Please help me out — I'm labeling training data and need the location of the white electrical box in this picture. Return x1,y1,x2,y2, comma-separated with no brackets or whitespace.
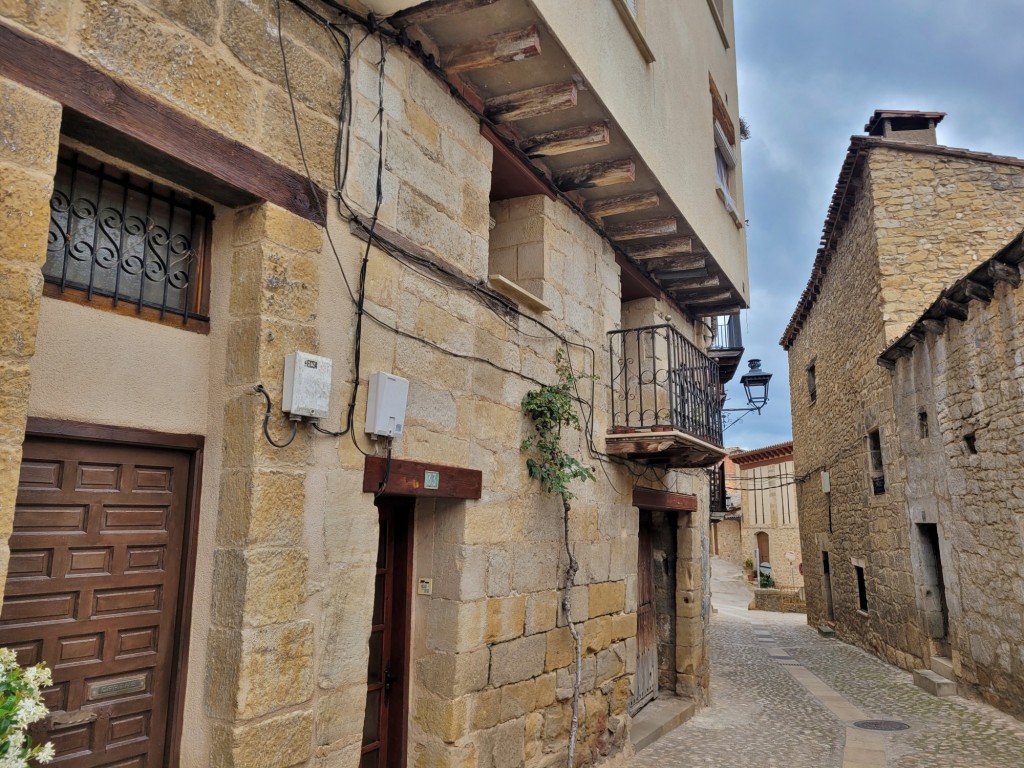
820,470,831,494
365,372,409,437
282,352,333,419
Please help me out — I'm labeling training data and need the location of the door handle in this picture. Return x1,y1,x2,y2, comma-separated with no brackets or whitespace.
383,664,396,698
47,709,99,729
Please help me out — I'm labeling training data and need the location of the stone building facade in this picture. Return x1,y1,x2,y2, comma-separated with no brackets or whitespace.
0,1,749,767
879,232,1024,717
784,110,1024,714
714,442,803,589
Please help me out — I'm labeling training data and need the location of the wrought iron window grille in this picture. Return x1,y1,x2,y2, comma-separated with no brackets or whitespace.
45,148,213,327
608,323,723,447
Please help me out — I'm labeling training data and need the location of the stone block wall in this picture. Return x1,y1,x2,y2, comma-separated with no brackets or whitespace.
890,275,1024,717
0,76,62,593
790,141,1024,676
0,3,718,766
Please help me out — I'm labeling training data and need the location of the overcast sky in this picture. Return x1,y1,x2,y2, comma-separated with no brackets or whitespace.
721,0,1024,450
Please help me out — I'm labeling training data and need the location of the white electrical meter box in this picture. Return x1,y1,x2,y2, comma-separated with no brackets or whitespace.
365,372,409,437
282,352,333,419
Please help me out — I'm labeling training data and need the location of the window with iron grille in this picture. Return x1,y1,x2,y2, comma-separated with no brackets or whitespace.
45,147,213,330
867,429,885,495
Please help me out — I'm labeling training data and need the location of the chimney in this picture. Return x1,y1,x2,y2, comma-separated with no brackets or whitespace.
864,110,945,145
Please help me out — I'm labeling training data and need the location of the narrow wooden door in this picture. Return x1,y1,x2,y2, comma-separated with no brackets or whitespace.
629,513,657,714
361,498,413,768
0,436,192,767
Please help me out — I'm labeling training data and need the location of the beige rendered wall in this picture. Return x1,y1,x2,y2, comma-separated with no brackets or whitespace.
738,459,802,589
531,0,749,302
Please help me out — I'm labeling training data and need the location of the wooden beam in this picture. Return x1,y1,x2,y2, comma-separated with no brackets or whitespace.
0,23,327,224
389,0,500,27
961,279,992,303
920,318,945,335
363,456,482,499
662,275,720,290
628,238,693,260
585,191,660,219
988,260,1021,287
480,124,556,200
443,25,541,74
605,217,677,241
684,291,734,304
486,81,577,123
632,487,697,513
646,255,706,274
521,121,610,157
936,298,968,321
555,159,635,191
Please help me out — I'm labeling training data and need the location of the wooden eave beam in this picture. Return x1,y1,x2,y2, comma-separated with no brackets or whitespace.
521,121,610,157
936,298,969,321
988,260,1021,287
605,217,676,241
961,279,993,303
584,191,660,219
555,158,635,191
389,0,500,27
653,267,708,281
486,81,577,123
662,275,720,290
628,238,693,260
920,318,945,335
644,255,705,274
683,290,733,305
443,26,541,74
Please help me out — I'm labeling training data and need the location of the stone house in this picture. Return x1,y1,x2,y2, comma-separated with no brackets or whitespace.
0,1,749,766
783,110,1024,715
878,231,1024,716
713,442,802,589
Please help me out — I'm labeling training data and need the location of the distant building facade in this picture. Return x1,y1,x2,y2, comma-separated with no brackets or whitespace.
784,110,1024,717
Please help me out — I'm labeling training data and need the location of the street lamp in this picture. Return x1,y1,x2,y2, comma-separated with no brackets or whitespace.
723,358,772,414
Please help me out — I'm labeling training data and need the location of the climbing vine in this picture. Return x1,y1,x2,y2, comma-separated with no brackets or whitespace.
520,351,595,768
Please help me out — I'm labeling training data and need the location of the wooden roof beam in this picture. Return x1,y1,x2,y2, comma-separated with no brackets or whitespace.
961,279,992,303
646,255,706,273
585,191,660,219
628,238,693,260
988,260,1021,287
936,298,968,321
920,318,946,335
605,217,676,241
521,121,610,157
684,290,733,305
443,26,542,74
555,158,635,190
389,0,500,27
663,275,720,290
486,81,577,123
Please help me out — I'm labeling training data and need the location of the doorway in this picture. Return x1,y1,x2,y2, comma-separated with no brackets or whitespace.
822,551,835,621
915,523,949,656
361,497,413,768
0,428,199,767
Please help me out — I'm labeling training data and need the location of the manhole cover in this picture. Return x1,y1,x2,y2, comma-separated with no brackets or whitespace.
853,720,910,732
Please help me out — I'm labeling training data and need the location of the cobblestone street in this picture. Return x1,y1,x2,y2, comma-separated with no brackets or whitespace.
631,559,1024,767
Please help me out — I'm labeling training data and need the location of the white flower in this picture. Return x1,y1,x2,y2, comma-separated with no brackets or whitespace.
14,697,47,727
35,741,56,764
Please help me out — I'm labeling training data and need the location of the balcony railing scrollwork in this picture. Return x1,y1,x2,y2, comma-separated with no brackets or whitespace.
608,324,723,449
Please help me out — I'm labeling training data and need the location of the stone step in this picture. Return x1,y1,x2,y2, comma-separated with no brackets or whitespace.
913,668,957,697
930,655,955,681
631,696,697,752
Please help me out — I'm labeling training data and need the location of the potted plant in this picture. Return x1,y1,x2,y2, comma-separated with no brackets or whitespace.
743,559,755,582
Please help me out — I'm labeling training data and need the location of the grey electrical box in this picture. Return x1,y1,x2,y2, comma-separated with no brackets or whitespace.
821,470,831,494
282,352,332,419
365,372,409,437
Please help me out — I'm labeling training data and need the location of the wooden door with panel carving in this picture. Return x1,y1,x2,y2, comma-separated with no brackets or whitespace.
0,436,191,768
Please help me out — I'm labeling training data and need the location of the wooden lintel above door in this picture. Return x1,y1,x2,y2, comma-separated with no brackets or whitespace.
363,457,482,499
632,487,697,512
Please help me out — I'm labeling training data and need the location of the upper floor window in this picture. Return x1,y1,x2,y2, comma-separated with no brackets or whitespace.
807,362,817,404
709,76,740,225
867,429,885,495
46,147,212,331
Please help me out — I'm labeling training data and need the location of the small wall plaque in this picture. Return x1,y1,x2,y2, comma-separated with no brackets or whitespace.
424,470,440,490
87,674,147,701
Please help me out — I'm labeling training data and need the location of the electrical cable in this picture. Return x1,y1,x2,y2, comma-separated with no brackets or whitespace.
253,384,300,448
374,440,394,499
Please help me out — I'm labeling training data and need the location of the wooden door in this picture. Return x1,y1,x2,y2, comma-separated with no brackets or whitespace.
361,498,412,768
629,513,657,715
0,436,192,767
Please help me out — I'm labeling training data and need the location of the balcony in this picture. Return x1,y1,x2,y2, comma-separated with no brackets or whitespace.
606,324,726,468
708,314,744,384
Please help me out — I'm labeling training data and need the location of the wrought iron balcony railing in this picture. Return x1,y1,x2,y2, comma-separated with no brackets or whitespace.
608,324,723,448
709,314,742,351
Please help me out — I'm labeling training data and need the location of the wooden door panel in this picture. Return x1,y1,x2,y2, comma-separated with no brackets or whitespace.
0,437,191,768
629,515,657,715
